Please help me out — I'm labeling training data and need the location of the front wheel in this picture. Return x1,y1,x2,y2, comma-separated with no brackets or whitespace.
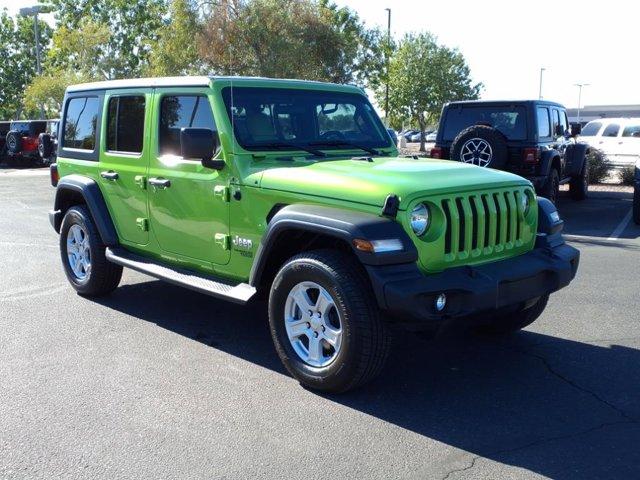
569,161,589,201
268,250,391,393
60,206,122,296
476,295,549,335
539,169,560,205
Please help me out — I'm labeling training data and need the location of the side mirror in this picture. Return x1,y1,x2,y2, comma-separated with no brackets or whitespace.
570,122,582,137
180,127,224,170
555,124,565,136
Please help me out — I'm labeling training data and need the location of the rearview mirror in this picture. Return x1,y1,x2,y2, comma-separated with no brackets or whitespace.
180,128,224,170
570,123,582,137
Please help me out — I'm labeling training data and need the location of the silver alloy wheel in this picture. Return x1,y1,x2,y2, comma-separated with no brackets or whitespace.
284,281,343,368
460,138,493,167
66,224,91,281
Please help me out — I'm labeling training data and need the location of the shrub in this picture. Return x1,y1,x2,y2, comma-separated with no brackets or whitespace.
619,164,636,186
587,149,612,184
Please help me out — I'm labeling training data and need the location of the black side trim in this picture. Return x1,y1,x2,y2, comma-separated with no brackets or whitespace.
53,175,118,245
249,204,417,286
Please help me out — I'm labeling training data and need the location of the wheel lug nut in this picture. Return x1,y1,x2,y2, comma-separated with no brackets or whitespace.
316,312,321,318
313,332,319,338
308,310,313,317
306,322,310,328
322,326,326,332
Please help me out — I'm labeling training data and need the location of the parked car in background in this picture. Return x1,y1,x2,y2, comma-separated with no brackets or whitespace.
579,118,640,168
38,119,60,165
634,158,640,225
425,130,437,142
409,131,434,143
431,100,589,204
5,120,48,167
386,128,398,146
0,121,10,163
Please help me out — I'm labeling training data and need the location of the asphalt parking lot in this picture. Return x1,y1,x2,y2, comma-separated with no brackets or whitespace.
1,167,639,479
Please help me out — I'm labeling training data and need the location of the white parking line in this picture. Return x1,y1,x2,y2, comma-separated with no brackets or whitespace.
607,209,633,241
0,169,49,176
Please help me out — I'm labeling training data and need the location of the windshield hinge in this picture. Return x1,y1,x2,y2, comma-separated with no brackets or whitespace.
213,185,230,202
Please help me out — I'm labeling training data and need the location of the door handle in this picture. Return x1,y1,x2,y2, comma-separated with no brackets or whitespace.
100,170,119,181
149,177,171,189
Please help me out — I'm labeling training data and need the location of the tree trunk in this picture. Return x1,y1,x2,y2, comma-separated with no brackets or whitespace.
418,116,426,153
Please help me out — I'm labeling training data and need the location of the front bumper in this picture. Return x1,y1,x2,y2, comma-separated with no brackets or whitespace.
366,234,579,323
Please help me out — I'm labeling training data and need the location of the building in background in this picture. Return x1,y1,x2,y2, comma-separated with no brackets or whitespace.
567,104,640,124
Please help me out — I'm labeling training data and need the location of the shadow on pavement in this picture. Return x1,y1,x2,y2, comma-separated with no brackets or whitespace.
97,280,640,479
558,189,638,240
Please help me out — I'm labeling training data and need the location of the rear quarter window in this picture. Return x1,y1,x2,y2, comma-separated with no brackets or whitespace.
536,107,551,138
622,124,640,137
64,97,100,150
442,105,527,141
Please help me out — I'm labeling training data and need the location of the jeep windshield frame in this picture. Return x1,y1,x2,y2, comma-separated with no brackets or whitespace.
221,86,392,154
442,105,528,142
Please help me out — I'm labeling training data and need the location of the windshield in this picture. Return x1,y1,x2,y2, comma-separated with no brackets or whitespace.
581,121,603,137
443,105,527,141
222,87,391,153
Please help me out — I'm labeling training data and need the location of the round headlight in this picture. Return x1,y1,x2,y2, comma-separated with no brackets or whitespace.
521,193,530,216
410,203,430,236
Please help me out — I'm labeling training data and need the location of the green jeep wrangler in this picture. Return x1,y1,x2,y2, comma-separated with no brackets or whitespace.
49,76,579,392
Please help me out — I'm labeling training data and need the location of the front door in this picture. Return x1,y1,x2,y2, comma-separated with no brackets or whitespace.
147,89,231,268
99,90,152,246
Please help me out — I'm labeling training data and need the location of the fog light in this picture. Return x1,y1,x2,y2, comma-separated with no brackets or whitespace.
435,293,447,312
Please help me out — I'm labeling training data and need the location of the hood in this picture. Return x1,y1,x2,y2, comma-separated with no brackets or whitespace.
257,156,531,209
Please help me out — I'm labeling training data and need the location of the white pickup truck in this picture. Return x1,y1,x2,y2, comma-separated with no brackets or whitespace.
579,117,640,169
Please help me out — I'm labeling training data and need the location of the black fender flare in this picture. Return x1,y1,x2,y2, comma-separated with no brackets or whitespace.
249,204,418,287
539,148,561,177
50,174,119,246
564,142,589,177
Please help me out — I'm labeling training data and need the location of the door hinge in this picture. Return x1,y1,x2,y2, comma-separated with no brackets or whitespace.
134,175,147,189
136,218,149,232
214,233,230,250
213,185,229,202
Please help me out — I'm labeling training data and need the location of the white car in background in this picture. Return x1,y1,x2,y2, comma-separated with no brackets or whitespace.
579,118,640,168
425,130,437,142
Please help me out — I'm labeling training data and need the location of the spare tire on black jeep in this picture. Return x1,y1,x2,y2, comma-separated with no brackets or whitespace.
38,133,53,160
450,125,509,169
5,131,22,154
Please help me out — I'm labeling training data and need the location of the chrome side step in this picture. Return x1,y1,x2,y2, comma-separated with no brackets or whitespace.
105,247,256,304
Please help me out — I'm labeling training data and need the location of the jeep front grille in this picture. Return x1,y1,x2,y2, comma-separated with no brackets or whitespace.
441,190,526,261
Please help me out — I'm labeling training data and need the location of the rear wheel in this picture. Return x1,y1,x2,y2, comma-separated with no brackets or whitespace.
268,249,391,393
540,168,560,205
60,206,122,296
476,295,549,335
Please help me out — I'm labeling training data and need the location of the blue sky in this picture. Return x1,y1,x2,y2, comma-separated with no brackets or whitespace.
3,0,638,108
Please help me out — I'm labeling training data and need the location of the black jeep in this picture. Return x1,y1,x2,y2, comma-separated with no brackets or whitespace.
430,100,589,204
5,120,48,167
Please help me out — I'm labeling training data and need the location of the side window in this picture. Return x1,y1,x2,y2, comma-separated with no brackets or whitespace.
64,97,99,150
622,124,640,138
552,109,561,136
560,112,569,133
536,107,551,138
602,123,621,137
106,95,146,153
159,95,216,155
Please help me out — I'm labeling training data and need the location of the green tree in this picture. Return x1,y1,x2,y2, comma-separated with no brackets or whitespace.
23,68,92,117
146,0,203,76
381,33,482,151
41,0,168,78
0,9,52,119
198,0,382,86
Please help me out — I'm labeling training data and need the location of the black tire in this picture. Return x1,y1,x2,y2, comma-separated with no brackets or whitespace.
539,168,560,205
60,205,122,296
633,182,640,225
38,133,53,160
5,131,22,154
477,295,549,335
450,125,509,170
268,249,391,393
569,159,589,201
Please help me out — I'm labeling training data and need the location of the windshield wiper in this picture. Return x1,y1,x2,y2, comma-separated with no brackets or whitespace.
308,140,382,156
252,142,326,157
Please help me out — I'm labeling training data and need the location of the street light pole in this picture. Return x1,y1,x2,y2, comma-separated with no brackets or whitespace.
538,67,545,100
384,8,391,127
574,83,590,124
19,6,44,119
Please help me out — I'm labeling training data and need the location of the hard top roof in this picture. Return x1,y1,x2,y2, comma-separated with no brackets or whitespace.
446,99,566,109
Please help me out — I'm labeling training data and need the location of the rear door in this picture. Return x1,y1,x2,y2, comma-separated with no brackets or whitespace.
98,90,152,246
147,88,231,268
598,122,622,159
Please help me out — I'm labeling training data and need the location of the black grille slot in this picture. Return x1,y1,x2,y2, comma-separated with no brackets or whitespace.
470,196,479,250
492,193,501,242
442,200,452,254
481,195,491,248
503,191,512,243
455,198,466,252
